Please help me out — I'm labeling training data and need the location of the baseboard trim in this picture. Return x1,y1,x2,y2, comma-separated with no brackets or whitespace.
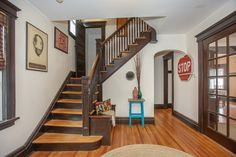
172,110,199,131
116,117,155,124
154,104,172,109
6,71,74,157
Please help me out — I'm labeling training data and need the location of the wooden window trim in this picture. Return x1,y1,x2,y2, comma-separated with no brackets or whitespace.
68,20,76,40
0,1,20,131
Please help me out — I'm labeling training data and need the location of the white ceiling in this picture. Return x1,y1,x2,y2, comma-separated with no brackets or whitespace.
28,0,229,33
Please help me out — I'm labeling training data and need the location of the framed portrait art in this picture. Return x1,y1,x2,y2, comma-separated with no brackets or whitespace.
26,22,48,72
54,27,68,54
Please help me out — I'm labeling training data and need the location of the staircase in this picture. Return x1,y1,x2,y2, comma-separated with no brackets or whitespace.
26,17,156,156
98,17,157,82
31,74,102,151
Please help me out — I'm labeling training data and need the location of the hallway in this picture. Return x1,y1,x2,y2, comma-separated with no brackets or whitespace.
30,109,235,157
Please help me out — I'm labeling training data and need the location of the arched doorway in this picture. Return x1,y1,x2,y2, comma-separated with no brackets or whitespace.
154,50,186,112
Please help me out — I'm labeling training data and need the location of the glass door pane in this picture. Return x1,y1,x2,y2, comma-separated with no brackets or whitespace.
209,42,217,59
217,37,227,57
229,33,236,54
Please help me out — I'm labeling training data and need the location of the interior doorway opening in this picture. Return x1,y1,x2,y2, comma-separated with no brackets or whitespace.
154,50,186,112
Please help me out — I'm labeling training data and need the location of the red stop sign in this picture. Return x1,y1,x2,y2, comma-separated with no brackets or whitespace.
178,55,192,81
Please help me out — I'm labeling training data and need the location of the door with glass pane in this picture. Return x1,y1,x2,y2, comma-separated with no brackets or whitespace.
204,24,236,150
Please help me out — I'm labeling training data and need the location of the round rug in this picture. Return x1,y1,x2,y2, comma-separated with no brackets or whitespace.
102,144,194,157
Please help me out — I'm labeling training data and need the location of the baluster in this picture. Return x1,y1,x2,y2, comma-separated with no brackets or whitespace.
116,34,118,57
123,28,125,52
137,18,140,37
128,22,131,45
136,18,138,38
109,40,111,63
133,18,135,43
126,25,128,50
140,19,143,33
111,38,113,61
113,37,115,59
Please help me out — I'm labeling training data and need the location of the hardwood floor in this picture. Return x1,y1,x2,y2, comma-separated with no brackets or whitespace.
30,109,236,157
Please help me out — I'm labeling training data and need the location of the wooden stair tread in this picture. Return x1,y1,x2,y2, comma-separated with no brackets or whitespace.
105,64,114,67
113,57,122,60
57,99,82,104
51,108,82,115
66,84,82,87
62,91,82,95
32,133,102,144
100,71,107,73
129,43,138,46
44,119,82,128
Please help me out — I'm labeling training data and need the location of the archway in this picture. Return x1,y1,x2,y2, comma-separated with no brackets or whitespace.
154,50,186,112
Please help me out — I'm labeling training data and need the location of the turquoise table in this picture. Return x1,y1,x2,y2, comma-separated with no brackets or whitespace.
128,98,145,127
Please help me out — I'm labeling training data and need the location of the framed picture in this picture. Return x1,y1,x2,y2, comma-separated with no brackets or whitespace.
26,22,48,72
117,18,128,37
54,27,68,53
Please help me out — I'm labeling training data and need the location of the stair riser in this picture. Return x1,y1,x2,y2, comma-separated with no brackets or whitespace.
50,114,83,121
41,126,83,134
68,79,82,84
55,103,82,109
60,94,82,99
64,86,82,91
33,141,101,151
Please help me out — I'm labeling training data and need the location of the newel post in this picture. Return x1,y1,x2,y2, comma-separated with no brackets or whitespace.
96,39,103,101
81,76,90,136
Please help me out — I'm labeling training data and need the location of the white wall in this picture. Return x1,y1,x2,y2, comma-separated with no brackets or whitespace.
85,28,101,74
0,0,76,156
103,34,186,117
105,19,116,38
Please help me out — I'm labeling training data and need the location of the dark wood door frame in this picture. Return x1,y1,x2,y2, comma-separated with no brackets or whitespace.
163,52,174,110
83,21,106,41
75,21,106,76
196,11,236,153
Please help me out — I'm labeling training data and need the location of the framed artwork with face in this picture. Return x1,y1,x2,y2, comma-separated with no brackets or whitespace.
26,22,48,72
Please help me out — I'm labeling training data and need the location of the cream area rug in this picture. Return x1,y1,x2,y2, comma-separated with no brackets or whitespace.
102,144,194,157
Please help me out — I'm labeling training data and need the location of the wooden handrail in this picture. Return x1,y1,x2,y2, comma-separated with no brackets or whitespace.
101,18,134,45
88,54,99,80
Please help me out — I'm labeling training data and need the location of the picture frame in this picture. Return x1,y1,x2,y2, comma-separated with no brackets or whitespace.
54,27,68,54
117,18,128,37
26,22,48,72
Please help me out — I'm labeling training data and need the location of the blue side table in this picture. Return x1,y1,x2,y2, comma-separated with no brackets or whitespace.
128,98,145,127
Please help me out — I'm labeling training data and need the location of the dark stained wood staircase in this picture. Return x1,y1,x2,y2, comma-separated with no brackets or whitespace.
98,17,157,82
31,74,103,151
17,17,156,156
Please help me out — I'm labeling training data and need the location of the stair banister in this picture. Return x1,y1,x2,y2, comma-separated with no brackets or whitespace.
82,39,103,136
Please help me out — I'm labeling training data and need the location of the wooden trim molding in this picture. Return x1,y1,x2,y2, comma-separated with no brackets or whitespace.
6,72,74,157
173,110,199,131
196,11,236,41
116,117,155,124
0,117,19,131
154,104,172,109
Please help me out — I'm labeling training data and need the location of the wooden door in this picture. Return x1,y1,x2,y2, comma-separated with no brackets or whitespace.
163,52,174,109
203,23,236,153
76,21,86,76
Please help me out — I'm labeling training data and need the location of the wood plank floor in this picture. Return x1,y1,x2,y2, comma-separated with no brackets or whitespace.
30,109,236,157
